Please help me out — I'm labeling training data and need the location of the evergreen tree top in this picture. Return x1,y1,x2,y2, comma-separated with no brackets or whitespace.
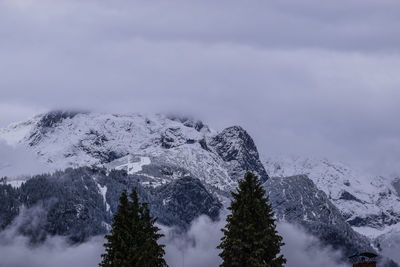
218,171,286,267
100,188,167,267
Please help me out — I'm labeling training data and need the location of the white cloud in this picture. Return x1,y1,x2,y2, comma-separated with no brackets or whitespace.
0,210,352,267
161,215,350,267
0,206,104,267
0,102,45,128
0,234,104,267
278,222,350,267
161,215,224,267
0,141,51,178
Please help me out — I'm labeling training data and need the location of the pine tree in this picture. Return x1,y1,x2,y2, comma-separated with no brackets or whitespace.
100,189,167,267
218,172,286,267
136,202,167,267
100,190,131,267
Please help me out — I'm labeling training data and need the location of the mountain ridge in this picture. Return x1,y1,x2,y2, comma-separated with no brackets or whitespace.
1,110,398,264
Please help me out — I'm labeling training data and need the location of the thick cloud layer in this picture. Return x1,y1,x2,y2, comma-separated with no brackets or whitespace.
1,0,399,175
161,215,224,267
278,223,350,267
0,235,104,267
0,210,351,267
0,205,104,267
162,215,350,267
0,141,51,178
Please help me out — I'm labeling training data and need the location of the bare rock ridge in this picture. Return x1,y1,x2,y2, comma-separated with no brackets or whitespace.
265,156,400,264
264,175,372,254
209,126,269,184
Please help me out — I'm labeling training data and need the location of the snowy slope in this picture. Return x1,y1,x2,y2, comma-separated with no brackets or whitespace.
263,155,400,241
0,111,267,191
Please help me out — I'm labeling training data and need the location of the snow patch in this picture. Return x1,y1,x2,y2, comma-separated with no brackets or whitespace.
75,204,84,217
96,184,110,212
6,180,25,188
102,221,112,232
111,155,151,174
354,222,400,239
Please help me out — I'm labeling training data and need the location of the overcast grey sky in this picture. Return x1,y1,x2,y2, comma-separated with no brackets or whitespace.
0,0,399,175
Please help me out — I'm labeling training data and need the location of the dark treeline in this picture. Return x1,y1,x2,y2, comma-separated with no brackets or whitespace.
0,166,221,243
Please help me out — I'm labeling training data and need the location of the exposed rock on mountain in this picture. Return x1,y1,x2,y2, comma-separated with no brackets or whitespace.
393,178,400,197
153,176,221,228
264,156,400,239
209,126,268,183
264,175,372,256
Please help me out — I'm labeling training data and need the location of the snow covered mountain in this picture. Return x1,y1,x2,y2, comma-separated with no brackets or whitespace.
264,156,400,257
0,111,267,191
1,111,398,263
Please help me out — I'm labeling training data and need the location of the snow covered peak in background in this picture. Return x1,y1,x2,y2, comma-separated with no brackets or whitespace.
264,155,400,240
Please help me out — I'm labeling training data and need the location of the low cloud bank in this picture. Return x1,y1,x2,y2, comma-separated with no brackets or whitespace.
161,215,225,267
0,210,351,267
377,231,400,265
161,215,349,267
0,232,104,267
278,222,350,267
0,141,51,178
381,247,400,266
0,205,104,267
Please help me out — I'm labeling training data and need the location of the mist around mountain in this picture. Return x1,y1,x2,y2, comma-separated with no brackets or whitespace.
0,111,399,266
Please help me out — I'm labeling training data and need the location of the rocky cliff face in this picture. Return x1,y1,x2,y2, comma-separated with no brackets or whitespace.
264,175,372,256
264,156,400,230
153,176,222,228
264,156,400,260
209,126,268,183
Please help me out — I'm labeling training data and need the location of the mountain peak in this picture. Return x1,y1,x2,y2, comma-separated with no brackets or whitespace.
37,110,83,128
209,125,268,183
0,112,269,191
